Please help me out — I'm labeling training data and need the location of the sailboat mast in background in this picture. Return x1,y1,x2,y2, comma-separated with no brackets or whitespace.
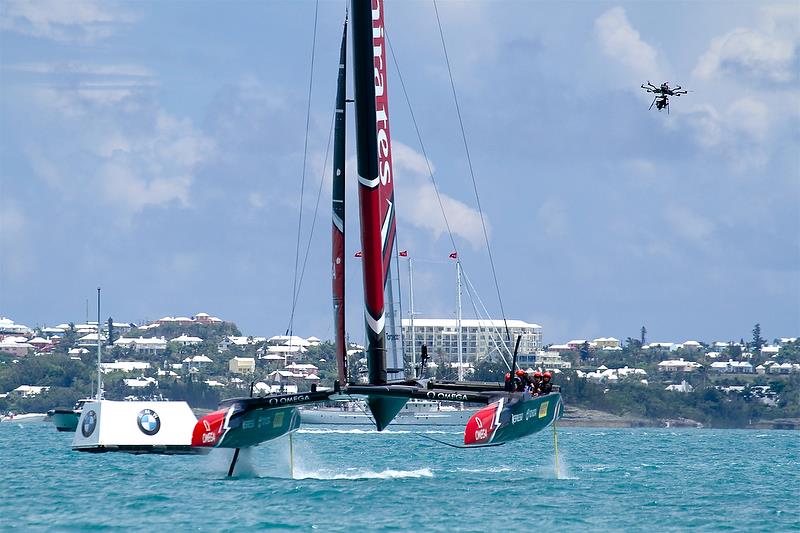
332,17,348,386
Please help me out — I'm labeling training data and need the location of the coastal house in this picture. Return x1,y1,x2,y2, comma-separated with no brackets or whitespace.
0,317,33,335
680,340,703,351
592,337,621,350
114,336,167,355
516,350,572,370
171,334,204,346
665,380,694,393
284,363,319,377
709,360,754,374
77,332,107,347
9,385,50,397
183,355,213,368
760,346,780,357
657,358,702,373
0,337,33,357
100,361,151,373
123,377,157,388
229,356,256,374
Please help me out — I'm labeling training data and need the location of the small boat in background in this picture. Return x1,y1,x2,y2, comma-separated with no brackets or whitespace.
300,399,477,426
1,412,48,424
48,399,91,432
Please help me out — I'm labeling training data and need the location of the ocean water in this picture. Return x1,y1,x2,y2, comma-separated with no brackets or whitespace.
1,423,797,532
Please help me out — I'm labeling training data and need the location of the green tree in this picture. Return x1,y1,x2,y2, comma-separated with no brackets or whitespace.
751,324,766,353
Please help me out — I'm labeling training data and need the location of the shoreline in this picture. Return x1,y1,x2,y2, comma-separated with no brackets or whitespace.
559,407,799,430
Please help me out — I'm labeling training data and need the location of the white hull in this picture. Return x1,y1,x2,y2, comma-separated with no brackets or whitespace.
300,407,475,426
0,413,48,424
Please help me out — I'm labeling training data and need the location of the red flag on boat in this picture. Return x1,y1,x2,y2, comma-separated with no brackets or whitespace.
354,251,363,258
449,252,458,259
399,250,408,257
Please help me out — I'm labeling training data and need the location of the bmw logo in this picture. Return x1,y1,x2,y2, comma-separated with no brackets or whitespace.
81,410,97,437
137,409,161,436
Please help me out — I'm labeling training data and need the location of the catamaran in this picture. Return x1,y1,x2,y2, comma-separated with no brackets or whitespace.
192,0,562,474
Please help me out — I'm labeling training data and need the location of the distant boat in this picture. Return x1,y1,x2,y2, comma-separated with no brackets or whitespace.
48,399,92,432
300,399,475,426
0,412,47,424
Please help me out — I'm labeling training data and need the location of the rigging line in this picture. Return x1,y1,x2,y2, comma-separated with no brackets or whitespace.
461,268,511,370
432,0,511,344
288,0,320,338
385,32,459,257
462,267,513,360
293,111,336,316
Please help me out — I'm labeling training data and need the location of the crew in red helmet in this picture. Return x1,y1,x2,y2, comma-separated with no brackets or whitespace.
539,371,553,395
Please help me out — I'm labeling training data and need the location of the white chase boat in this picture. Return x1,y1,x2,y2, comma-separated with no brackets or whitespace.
72,399,206,455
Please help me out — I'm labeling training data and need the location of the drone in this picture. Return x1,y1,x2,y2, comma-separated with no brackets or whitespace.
641,81,688,113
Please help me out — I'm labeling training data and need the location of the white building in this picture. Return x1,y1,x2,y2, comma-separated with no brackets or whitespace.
401,318,542,363
114,336,167,355
709,360,754,374
0,337,33,357
171,334,203,346
100,361,151,373
229,356,256,374
0,317,32,335
593,337,621,350
516,350,571,370
658,358,702,372
665,380,694,393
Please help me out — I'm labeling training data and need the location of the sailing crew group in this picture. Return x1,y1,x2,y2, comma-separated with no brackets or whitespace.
504,369,553,395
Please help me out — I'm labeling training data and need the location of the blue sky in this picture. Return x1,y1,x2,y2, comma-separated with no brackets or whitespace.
1,1,798,344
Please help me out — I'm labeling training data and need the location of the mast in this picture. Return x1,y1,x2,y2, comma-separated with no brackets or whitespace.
456,260,463,381
96,287,102,400
351,0,398,385
408,257,416,375
332,16,348,386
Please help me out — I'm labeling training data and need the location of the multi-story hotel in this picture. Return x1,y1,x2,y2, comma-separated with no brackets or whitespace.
400,318,542,363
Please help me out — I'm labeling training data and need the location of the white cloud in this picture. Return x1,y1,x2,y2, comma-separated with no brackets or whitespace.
0,0,134,42
664,205,715,244
23,65,214,216
684,97,770,170
392,141,485,248
0,200,26,243
594,7,661,81
536,198,568,238
693,5,800,83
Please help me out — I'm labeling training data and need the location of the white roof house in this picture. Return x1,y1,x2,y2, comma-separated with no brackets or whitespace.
665,380,694,393
269,335,312,348
761,346,780,356
10,385,49,396
100,361,151,373
0,317,33,335
123,377,157,388
171,334,203,345
183,355,213,364
658,358,702,372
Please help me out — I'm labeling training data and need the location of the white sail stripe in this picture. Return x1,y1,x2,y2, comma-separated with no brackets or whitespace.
365,309,385,334
359,175,380,188
380,199,393,249
333,214,344,233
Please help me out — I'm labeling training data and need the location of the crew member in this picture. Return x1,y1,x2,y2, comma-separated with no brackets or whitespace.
504,372,514,392
531,371,542,394
514,369,526,392
539,371,553,395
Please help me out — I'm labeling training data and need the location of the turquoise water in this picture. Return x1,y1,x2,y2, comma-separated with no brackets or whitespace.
1,423,797,531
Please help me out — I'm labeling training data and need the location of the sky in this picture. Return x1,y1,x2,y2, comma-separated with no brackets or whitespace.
1,0,798,345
